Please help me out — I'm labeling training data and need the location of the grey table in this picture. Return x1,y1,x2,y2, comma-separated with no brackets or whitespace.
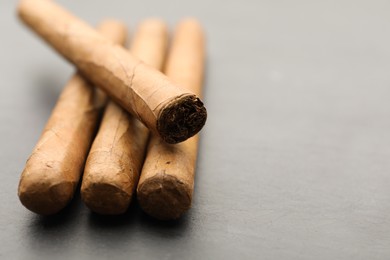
1,0,390,259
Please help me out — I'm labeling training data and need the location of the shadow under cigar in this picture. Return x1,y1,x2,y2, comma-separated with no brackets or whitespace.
137,204,189,229
135,197,192,240
23,192,192,258
29,188,84,228
87,198,189,231
86,199,190,242
24,190,85,258
87,201,139,228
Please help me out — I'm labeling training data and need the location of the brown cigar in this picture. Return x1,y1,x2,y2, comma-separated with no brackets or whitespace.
81,19,168,215
137,19,206,220
17,0,207,144
18,20,128,215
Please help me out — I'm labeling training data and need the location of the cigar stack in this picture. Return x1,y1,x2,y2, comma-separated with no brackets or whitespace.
17,0,207,220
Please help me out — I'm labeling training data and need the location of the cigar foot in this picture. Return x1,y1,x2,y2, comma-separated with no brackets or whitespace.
137,172,191,220
18,175,75,215
157,94,206,144
81,183,131,215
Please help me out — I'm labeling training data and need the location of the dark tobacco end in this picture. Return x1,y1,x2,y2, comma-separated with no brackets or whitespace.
157,94,207,144
137,173,192,220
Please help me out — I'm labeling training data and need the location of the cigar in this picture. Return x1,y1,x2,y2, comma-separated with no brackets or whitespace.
81,19,168,215
18,0,207,144
18,20,128,215
137,19,206,220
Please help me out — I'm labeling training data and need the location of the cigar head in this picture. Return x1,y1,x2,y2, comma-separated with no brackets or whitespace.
137,172,192,220
81,182,131,215
18,169,76,215
97,19,128,46
157,94,207,144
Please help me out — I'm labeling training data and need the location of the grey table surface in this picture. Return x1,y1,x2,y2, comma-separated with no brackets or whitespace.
1,0,390,259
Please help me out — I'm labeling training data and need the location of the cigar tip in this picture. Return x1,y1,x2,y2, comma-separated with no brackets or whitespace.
138,18,167,29
16,0,28,18
98,19,125,26
81,183,131,215
157,94,207,144
97,19,128,46
137,172,192,220
178,17,202,27
18,171,75,215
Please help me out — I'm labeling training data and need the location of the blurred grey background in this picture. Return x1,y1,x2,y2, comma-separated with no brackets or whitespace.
1,0,390,259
